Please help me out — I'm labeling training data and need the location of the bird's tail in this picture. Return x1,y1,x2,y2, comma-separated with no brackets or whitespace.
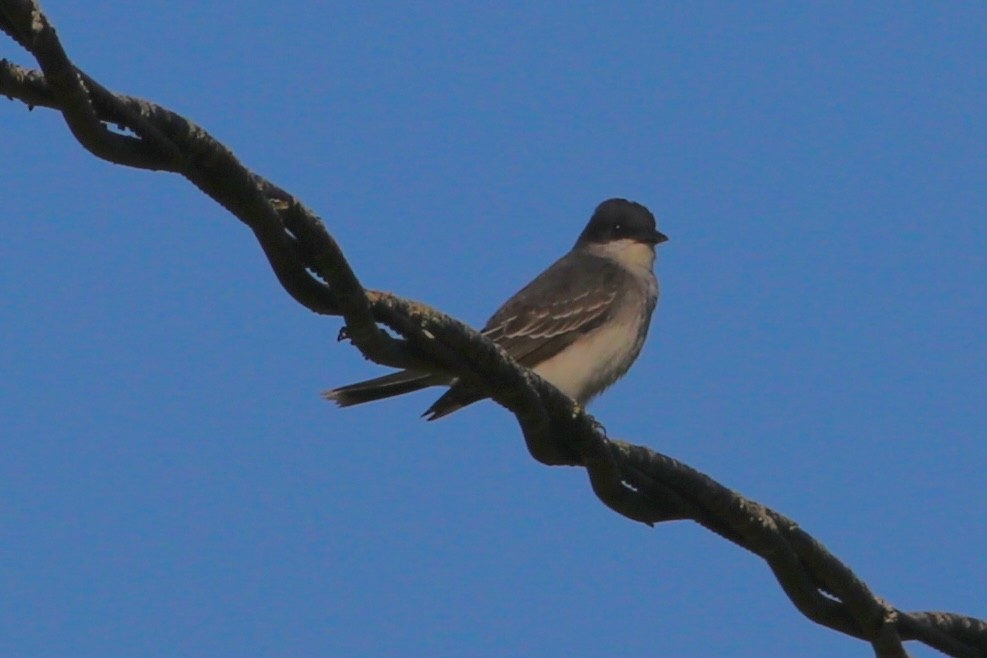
421,387,486,421
322,371,437,407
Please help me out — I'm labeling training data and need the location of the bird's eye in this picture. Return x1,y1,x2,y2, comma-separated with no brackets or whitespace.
613,223,623,233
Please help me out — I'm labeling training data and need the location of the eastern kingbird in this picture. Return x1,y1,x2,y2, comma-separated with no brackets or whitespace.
323,198,668,420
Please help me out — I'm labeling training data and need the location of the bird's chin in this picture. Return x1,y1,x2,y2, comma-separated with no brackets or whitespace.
606,239,656,271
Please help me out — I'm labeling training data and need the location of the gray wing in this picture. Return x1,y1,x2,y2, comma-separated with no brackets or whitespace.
480,251,627,367
422,251,628,420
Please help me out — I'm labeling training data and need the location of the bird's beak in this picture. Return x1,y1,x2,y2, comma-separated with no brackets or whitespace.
645,229,669,245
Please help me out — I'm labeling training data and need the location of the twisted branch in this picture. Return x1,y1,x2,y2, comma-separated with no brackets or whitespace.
2,3,984,656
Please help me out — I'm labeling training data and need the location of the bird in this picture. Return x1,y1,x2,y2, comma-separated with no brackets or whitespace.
323,198,668,420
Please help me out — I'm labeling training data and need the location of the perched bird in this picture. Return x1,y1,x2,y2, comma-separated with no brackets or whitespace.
323,198,668,420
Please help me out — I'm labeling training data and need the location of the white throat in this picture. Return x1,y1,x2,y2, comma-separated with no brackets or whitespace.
586,238,656,273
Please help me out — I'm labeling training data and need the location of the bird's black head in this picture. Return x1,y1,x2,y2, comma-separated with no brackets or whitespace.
575,198,668,248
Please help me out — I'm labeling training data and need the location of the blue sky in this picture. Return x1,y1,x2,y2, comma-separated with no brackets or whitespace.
2,2,985,657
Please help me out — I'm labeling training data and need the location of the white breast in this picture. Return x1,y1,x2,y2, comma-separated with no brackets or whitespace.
532,313,648,403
